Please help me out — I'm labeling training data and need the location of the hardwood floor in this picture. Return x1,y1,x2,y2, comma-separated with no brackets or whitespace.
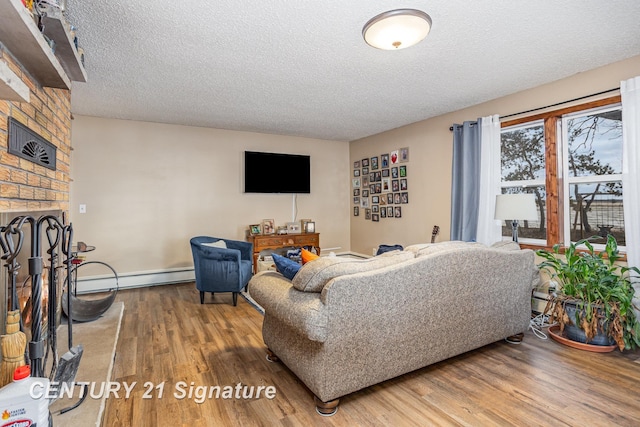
104,283,640,426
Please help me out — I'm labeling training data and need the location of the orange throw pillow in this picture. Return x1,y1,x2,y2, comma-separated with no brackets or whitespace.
301,248,319,264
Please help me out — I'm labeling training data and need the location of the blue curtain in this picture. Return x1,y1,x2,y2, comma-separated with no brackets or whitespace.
450,120,481,241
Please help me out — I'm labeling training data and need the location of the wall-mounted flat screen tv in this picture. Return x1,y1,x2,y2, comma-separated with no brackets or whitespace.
244,151,311,193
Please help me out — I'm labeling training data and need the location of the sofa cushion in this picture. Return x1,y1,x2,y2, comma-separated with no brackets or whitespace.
292,250,414,292
490,240,521,251
272,254,301,280
202,240,227,249
301,248,319,264
405,241,484,258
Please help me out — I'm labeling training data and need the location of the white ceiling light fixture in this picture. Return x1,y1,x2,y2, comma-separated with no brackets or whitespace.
363,9,432,50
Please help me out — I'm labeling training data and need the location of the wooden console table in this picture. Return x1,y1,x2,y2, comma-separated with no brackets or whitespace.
246,232,320,272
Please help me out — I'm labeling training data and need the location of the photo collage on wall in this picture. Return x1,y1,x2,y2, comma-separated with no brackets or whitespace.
352,147,409,222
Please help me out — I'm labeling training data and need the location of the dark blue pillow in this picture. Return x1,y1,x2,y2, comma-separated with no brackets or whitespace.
376,244,403,255
272,254,301,280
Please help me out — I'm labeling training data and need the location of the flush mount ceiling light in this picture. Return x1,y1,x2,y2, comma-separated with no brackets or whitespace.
363,9,432,50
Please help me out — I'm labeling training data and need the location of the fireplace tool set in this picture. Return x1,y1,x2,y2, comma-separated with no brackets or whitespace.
0,214,84,415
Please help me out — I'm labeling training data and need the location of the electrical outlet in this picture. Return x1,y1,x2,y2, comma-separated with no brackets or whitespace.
79,204,86,213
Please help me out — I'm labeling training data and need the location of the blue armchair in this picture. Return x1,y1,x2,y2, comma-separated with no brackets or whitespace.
190,236,253,306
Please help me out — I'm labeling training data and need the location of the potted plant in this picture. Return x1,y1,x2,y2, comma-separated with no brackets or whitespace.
536,235,640,351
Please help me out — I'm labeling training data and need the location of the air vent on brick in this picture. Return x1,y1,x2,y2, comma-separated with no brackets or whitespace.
7,117,57,171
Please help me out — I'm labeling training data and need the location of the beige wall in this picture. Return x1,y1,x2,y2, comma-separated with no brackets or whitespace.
69,54,640,282
70,116,350,278
350,54,640,255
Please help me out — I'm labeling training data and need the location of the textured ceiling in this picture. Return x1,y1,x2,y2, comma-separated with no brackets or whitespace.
65,1,640,142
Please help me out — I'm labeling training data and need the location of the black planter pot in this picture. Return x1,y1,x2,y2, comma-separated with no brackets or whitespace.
563,300,615,346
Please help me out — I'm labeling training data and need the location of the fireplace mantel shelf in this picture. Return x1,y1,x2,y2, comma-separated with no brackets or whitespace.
0,60,29,102
0,0,87,91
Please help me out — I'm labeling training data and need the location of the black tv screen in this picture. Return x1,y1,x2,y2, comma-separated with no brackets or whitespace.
244,151,311,193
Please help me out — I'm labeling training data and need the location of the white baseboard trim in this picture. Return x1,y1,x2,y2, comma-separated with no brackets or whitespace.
76,267,195,294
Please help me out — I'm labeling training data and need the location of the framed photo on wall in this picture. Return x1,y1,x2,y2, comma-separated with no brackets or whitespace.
400,147,409,162
382,177,391,192
390,150,399,164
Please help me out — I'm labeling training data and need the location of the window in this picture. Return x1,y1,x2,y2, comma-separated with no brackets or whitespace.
500,97,625,249
562,106,624,246
500,121,546,243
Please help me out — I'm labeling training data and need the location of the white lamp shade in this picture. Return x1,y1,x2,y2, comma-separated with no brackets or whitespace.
363,9,432,50
494,194,538,221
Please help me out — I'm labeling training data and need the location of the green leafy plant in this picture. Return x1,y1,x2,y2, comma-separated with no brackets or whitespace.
536,235,640,350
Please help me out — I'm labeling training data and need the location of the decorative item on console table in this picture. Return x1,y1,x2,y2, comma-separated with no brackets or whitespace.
286,222,301,234
249,224,261,236
246,232,320,273
536,235,640,352
262,219,275,235
300,219,312,232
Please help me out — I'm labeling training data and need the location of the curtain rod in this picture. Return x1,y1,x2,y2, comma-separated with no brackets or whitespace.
448,87,619,131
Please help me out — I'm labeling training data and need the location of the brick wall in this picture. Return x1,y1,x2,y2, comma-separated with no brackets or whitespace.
0,43,71,216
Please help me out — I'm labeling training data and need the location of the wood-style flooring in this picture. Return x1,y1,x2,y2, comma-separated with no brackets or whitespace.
103,283,640,427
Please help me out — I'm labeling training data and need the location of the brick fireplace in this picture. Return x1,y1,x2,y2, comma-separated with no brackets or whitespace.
0,42,72,334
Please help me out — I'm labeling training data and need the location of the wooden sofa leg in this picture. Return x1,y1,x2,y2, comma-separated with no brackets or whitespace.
199,291,204,304
506,332,524,344
233,292,238,306
314,396,339,416
265,348,279,363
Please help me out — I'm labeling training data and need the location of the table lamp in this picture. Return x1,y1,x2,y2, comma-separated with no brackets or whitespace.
494,194,538,242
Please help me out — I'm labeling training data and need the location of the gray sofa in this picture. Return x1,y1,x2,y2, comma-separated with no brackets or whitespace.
249,241,539,415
